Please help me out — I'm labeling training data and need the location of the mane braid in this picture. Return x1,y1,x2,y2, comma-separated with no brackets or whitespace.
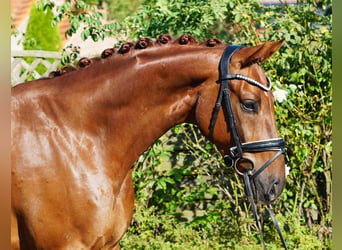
46,34,224,79
201,38,223,47
101,48,116,58
118,42,134,54
48,65,76,78
176,34,198,45
135,38,154,49
77,57,92,69
156,34,173,44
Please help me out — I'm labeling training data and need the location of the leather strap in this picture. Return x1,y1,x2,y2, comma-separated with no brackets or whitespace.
210,45,288,249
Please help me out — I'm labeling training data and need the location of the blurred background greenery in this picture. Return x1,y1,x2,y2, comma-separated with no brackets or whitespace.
13,0,332,248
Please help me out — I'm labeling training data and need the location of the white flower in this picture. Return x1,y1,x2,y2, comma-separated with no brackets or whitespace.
285,164,290,177
273,87,288,103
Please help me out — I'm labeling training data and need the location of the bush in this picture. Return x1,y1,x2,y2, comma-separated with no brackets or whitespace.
21,0,63,81
24,1,62,51
35,0,333,248
123,0,227,39
119,0,332,248
104,0,143,22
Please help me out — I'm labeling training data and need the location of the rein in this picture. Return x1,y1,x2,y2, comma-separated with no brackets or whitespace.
210,45,288,249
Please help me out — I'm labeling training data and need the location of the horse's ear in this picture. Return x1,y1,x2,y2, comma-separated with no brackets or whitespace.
240,40,284,68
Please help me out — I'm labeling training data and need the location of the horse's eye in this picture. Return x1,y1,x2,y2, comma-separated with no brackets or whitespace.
241,99,258,113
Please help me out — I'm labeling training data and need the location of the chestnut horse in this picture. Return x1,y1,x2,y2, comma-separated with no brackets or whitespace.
11,35,286,249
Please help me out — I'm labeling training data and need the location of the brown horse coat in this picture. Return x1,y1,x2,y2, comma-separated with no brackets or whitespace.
11,35,285,249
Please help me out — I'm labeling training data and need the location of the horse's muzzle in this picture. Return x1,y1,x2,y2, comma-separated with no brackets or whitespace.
252,173,286,204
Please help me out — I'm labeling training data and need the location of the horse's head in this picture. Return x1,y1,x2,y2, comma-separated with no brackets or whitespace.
195,40,286,204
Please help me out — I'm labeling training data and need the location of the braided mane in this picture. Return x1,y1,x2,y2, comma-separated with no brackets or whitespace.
49,34,223,78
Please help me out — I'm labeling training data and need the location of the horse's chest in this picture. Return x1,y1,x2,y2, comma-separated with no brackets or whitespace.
68,173,133,248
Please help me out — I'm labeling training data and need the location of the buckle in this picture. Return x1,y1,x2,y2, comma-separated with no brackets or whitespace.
223,154,234,166
234,156,255,176
223,146,240,166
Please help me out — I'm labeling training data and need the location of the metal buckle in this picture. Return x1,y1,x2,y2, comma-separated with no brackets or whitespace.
234,156,255,176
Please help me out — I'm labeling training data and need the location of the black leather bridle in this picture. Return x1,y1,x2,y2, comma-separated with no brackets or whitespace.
210,45,288,249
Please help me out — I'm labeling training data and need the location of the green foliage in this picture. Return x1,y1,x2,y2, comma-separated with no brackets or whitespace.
223,2,332,247
124,0,227,39
60,44,81,65
24,1,62,51
36,0,227,44
36,0,121,42
118,0,332,248
104,0,143,22
22,0,63,81
34,0,332,248
121,126,328,249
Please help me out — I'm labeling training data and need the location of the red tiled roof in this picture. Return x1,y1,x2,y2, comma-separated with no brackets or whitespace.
11,0,32,28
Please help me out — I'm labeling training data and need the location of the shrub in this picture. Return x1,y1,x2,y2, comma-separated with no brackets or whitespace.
34,0,333,248
104,0,143,22
21,0,63,81
123,0,227,39
24,0,62,51
119,0,332,248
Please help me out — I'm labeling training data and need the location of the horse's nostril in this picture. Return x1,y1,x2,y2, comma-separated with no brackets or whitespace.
266,180,279,202
273,180,279,189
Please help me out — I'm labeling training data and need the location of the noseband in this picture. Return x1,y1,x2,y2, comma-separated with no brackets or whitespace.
210,45,288,249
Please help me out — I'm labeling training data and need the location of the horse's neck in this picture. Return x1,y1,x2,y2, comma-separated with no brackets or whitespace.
46,46,222,168
97,47,220,165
